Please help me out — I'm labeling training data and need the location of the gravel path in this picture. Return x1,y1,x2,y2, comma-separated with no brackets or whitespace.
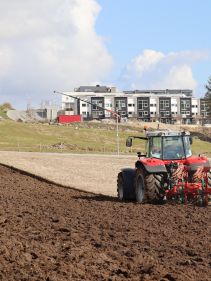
0,151,137,196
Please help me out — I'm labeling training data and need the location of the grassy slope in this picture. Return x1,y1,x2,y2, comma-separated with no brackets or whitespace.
0,120,210,156
0,108,7,118
0,120,145,153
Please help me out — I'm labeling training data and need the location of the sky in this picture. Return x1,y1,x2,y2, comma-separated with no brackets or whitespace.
0,0,210,109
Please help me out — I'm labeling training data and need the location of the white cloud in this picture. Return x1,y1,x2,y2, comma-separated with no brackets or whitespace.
121,49,210,91
0,0,113,108
0,46,14,78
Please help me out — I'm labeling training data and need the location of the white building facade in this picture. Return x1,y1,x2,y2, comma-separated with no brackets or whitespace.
61,86,210,124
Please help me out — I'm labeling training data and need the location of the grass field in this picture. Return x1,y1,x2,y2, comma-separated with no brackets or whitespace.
0,119,211,156
0,107,8,119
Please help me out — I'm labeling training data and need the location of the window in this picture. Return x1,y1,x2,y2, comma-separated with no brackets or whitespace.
160,111,170,117
82,104,86,107
181,100,191,110
139,112,144,117
149,137,162,159
144,111,148,116
116,100,126,110
92,111,103,118
82,112,87,116
128,103,135,107
163,136,186,160
92,100,103,110
160,100,169,110
138,100,148,110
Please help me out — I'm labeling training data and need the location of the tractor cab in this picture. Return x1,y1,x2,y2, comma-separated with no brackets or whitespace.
126,130,193,161
146,131,192,160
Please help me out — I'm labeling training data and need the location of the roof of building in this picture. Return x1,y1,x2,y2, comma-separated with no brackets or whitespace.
74,85,116,93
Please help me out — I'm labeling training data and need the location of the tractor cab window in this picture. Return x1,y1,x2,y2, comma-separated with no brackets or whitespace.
149,137,162,159
163,136,185,160
183,136,192,157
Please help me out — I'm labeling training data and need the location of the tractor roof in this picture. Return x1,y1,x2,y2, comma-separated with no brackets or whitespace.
145,130,190,137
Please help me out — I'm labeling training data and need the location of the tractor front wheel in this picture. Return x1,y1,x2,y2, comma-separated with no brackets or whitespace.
117,172,125,200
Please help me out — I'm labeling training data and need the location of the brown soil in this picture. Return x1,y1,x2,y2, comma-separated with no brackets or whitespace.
0,165,210,281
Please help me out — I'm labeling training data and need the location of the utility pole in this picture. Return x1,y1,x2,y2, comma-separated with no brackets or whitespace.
54,91,121,156
116,109,119,156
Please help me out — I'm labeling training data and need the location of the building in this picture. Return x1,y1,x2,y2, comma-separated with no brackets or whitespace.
61,85,210,124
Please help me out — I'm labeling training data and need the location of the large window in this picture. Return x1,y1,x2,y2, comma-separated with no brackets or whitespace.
138,100,148,110
149,137,162,159
160,111,170,117
181,100,191,110
92,111,103,118
160,100,169,110
116,100,126,109
148,136,192,160
92,100,103,110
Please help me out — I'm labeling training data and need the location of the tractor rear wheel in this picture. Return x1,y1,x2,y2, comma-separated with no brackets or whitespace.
135,169,163,203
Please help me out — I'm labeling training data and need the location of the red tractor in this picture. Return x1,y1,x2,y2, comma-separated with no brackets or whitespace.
117,130,211,206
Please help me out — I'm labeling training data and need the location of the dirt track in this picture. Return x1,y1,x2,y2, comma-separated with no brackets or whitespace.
0,151,137,196
0,164,210,280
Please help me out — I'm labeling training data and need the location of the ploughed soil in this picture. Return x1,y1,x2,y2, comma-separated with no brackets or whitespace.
0,165,210,281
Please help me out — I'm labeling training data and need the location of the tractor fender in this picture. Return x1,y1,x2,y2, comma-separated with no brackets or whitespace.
185,156,210,172
136,158,167,174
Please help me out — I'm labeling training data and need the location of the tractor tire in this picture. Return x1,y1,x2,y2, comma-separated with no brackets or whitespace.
208,171,211,188
117,171,135,201
135,168,163,203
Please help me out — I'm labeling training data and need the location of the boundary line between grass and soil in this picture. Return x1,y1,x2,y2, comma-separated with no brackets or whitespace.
0,163,114,199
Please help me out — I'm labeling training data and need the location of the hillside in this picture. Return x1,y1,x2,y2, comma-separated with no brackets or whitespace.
0,119,210,156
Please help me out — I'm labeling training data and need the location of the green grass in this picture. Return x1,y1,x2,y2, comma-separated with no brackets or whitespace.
0,107,8,118
0,120,144,153
0,119,210,157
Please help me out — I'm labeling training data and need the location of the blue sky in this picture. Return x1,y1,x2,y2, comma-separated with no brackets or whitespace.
96,0,211,94
0,0,210,109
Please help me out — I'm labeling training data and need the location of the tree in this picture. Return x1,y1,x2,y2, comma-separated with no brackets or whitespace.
204,76,211,117
205,76,211,96
2,102,13,110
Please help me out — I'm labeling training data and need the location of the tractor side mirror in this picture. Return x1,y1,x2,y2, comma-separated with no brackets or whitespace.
189,136,193,145
126,137,132,147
